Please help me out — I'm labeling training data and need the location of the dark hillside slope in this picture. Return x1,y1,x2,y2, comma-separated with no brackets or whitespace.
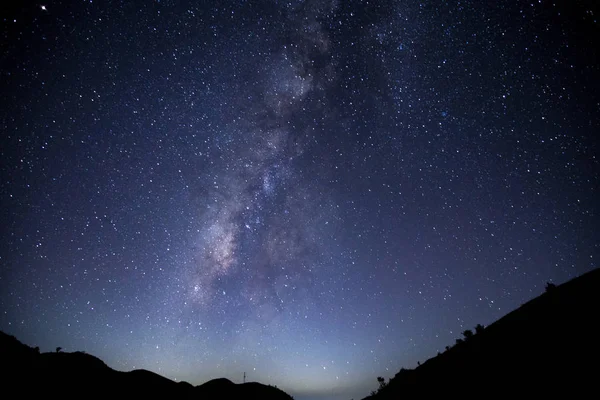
194,378,291,399
367,268,600,398
0,331,293,399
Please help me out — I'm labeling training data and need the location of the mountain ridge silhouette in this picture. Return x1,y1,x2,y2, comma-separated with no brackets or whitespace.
0,330,293,399
2,268,599,398
364,267,600,398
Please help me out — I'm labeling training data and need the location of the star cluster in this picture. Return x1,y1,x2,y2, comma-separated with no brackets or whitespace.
1,1,598,400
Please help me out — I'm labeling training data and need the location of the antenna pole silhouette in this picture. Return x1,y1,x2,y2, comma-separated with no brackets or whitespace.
243,372,246,383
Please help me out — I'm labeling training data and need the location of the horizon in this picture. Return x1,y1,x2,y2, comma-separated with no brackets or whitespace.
1,1,598,400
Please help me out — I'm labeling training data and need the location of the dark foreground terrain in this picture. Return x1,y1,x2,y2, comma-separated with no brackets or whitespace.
0,330,292,399
2,269,599,399
364,268,600,398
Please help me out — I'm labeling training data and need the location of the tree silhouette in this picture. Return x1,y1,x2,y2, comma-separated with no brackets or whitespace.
456,338,464,345
462,329,474,339
445,345,450,351
34,346,40,354
56,347,62,353
475,324,485,334
377,376,386,391
545,282,556,292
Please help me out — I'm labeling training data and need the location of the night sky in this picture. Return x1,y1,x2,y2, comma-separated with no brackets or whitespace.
1,1,598,399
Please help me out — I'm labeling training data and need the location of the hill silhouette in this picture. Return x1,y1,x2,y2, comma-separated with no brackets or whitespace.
0,331,293,399
364,268,600,398
3,269,598,398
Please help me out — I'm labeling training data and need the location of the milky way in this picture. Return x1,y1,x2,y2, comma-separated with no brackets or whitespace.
184,1,339,318
1,1,598,400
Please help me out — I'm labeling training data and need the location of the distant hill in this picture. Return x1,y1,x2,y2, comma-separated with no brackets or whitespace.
0,331,293,399
364,268,600,398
